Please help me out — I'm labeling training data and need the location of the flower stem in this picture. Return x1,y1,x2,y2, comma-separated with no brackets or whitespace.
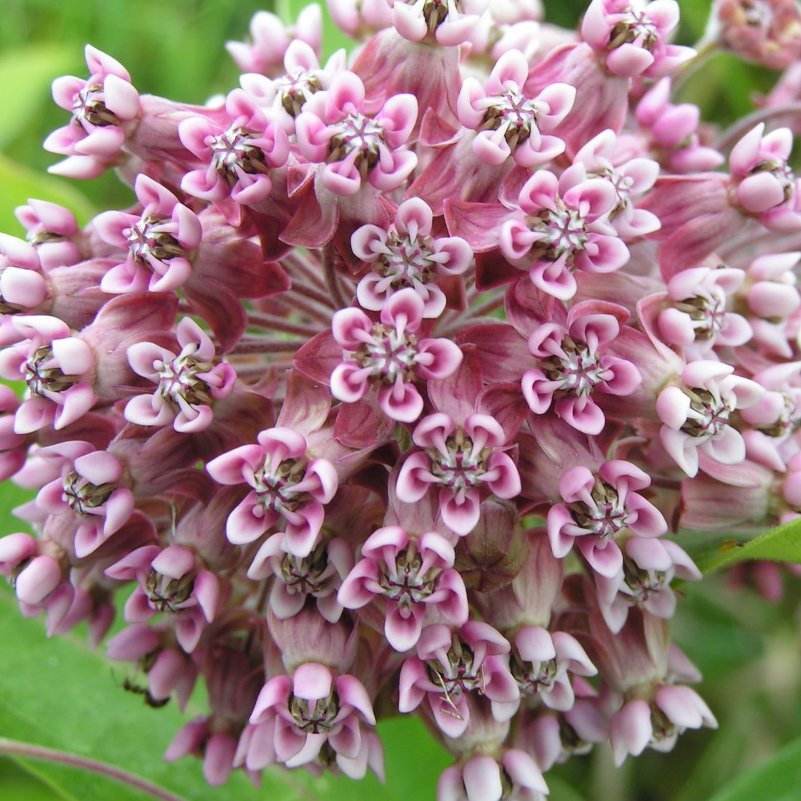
716,101,801,152
0,737,188,801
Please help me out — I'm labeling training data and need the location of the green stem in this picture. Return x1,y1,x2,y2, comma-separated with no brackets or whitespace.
0,737,188,801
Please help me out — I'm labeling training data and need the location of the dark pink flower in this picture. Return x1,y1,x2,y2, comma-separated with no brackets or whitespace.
206,427,338,556
338,526,469,651
547,460,667,576
330,289,463,422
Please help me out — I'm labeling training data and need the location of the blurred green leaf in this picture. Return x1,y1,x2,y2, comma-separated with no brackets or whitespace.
676,518,801,575
0,152,95,231
0,45,78,148
707,736,801,801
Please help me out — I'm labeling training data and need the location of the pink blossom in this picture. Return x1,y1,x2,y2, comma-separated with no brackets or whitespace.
581,0,695,78
45,45,141,178
94,175,202,293
399,622,519,737
295,71,418,195
387,0,490,46
657,360,764,476
330,289,463,422
457,49,575,167
352,198,472,318
15,199,82,270
125,317,236,432
179,89,290,205
205,427,338,556
547,460,667,576
437,750,548,801
338,526,468,651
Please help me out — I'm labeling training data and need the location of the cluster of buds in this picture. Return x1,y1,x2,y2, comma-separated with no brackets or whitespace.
4,0,801,797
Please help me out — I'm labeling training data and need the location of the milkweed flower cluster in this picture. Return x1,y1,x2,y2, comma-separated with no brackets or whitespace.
3,0,801,796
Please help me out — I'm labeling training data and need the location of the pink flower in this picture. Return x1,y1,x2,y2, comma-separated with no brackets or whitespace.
205,427,338,556
581,0,695,78
547,460,667,576
245,663,377,775
295,71,418,195
457,49,575,167
44,45,141,178
729,123,801,231
399,622,519,737
437,750,548,801
657,360,764,477
94,175,202,294
15,200,82,270
330,289,463,422
106,544,221,652
125,317,236,432
521,300,642,435
179,89,290,205
387,0,490,46
338,526,469,651
352,198,472,318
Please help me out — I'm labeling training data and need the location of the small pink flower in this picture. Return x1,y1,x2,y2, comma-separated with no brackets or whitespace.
457,49,575,168
547,460,667,576
44,45,141,178
657,360,764,477
206,427,338,556
326,0,393,38
388,0,490,46
125,317,236,433
729,123,801,231
248,535,354,623
330,289,463,422
245,663,377,774
295,71,418,195
179,89,290,205
338,526,469,651
24,441,135,557
595,537,701,632
581,0,695,78
352,198,472,318
226,6,322,77
521,300,642,435
501,170,628,300
437,750,548,801
396,412,521,536
15,200,82,270
94,175,202,294
106,544,221,652
0,315,96,433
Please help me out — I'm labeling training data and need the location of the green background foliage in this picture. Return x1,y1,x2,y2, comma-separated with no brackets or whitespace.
1,1,801,799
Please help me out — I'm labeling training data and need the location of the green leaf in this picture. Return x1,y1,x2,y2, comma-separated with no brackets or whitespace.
0,45,79,148
0,588,451,801
675,517,801,575
0,152,95,232
707,737,801,801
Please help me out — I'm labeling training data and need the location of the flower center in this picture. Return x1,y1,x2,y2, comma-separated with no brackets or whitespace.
280,542,337,596
679,388,732,438
673,290,728,341
145,569,195,613
289,691,340,734
378,232,438,288
608,8,660,51
427,639,483,700
428,430,489,494
621,555,670,602
328,113,386,177
568,480,628,539
125,216,184,265
273,71,323,117
481,86,547,149
379,543,439,609
253,457,309,515
62,470,114,516
24,346,81,396
156,352,214,409
529,201,589,262
72,82,121,127
209,125,268,181
541,336,610,397
510,651,559,697
354,323,419,384
752,158,795,203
